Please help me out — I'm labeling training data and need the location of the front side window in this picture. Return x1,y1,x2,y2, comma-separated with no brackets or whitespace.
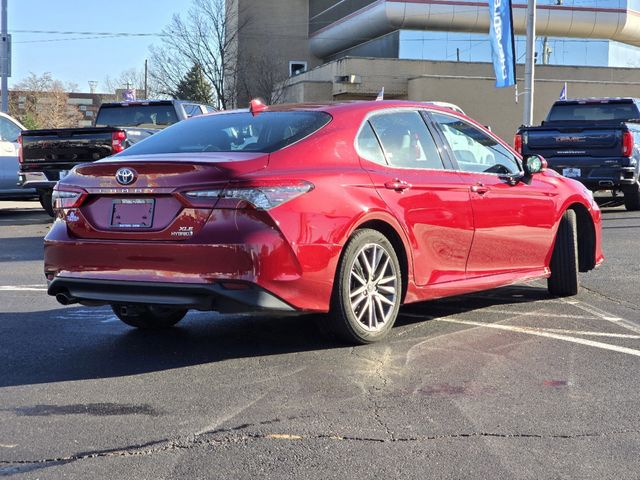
369,111,444,170
430,112,520,175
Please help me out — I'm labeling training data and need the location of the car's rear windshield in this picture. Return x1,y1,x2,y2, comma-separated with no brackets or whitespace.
117,111,332,156
95,104,179,128
546,102,640,123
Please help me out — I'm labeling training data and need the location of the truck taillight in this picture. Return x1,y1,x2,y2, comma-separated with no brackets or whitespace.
622,131,634,157
17,134,23,164
514,133,523,155
112,130,126,154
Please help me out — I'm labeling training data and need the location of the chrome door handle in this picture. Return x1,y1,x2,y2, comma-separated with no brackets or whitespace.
470,183,489,194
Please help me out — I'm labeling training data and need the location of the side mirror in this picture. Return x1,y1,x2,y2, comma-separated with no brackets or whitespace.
523,155,547,176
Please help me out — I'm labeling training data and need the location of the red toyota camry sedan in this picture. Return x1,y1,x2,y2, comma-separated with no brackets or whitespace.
45,101,603,343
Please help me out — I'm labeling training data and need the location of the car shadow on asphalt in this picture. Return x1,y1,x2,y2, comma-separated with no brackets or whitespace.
0,285,549,388
0,207,51,226
396,284,551,328
0,236,45,262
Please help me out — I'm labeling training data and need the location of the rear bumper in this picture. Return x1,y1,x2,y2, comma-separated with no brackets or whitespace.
546,158,638,190
19,171,58,189
44,213,341,312
48,277,295,313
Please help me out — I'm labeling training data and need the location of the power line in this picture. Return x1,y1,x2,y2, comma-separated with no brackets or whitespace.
11,29,164,36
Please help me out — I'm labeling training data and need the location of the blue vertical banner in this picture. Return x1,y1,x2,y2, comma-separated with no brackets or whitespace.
489,0,516,88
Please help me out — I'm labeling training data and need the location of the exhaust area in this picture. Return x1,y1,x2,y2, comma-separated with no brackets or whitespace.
56,292,79,306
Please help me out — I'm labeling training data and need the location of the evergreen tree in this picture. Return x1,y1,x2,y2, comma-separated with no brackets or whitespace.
173,64,213,104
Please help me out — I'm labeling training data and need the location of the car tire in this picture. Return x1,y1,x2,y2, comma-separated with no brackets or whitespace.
328,229,402,344
111,304,187,329
38,189,54,217
623,182,640,211
547,209,579,297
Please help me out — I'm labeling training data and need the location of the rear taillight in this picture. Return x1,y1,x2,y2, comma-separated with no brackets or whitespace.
112,130,126,154
185,181,313,210
514,133,523,155
52,188,86,211
17,134,23,164
622,131,634,157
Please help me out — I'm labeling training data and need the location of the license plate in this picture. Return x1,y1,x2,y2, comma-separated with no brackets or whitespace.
562,167,581,178
110,199,155,228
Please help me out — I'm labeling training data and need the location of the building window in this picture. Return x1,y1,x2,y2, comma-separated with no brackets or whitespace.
289,61,307,77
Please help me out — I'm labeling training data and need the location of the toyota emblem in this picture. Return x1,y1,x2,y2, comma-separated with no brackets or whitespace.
115,168,136,185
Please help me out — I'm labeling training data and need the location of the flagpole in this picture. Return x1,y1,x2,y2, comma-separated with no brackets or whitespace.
523,0,536,125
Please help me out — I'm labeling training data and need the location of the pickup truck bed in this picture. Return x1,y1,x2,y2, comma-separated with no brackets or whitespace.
18,99,215,216
19,126,152,189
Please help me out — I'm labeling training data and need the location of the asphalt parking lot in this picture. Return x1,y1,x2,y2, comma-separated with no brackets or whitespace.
1,200,639,479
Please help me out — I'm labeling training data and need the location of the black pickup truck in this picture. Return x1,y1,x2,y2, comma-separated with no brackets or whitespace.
516,98,640,210
19,99,215,215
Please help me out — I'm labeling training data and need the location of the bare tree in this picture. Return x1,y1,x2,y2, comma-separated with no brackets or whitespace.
10,72,83,129
103,68,145,94
237,53,290,105
149,0,250,109
103,68,164,99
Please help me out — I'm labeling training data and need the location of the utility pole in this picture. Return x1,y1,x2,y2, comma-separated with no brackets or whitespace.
1,0,8,113
523,0,536,126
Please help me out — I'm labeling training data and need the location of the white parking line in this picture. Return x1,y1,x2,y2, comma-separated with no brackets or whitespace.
530,327,640,339
483,308,600,320
562,298,640,335
562,299,623,321
0,285,47,292
438,318,640,358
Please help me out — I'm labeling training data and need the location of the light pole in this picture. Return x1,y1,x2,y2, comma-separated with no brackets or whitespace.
1,0,8,113
523,0,536,126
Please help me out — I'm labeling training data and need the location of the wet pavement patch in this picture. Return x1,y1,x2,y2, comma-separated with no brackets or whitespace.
12,403,158,417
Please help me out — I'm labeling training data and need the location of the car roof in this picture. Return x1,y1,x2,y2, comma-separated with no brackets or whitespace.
221,100,467,117
0,111,25,130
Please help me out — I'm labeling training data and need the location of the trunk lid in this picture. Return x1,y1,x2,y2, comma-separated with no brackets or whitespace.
60,152,269,240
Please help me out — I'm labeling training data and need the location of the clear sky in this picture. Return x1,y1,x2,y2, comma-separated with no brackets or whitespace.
10,0,186,92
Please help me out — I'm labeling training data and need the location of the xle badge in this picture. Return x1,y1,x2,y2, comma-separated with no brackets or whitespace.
171,226,194,237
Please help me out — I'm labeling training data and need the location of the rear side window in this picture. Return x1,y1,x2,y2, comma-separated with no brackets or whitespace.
356,122,386,165
118,111,331,156
183,104,204,117
96,104,180,128
546,103,640,123
369,111,444,170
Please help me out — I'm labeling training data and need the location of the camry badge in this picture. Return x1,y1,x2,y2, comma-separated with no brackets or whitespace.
115,168,136,185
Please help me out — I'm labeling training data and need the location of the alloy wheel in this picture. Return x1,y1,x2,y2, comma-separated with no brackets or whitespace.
348,243,399,332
